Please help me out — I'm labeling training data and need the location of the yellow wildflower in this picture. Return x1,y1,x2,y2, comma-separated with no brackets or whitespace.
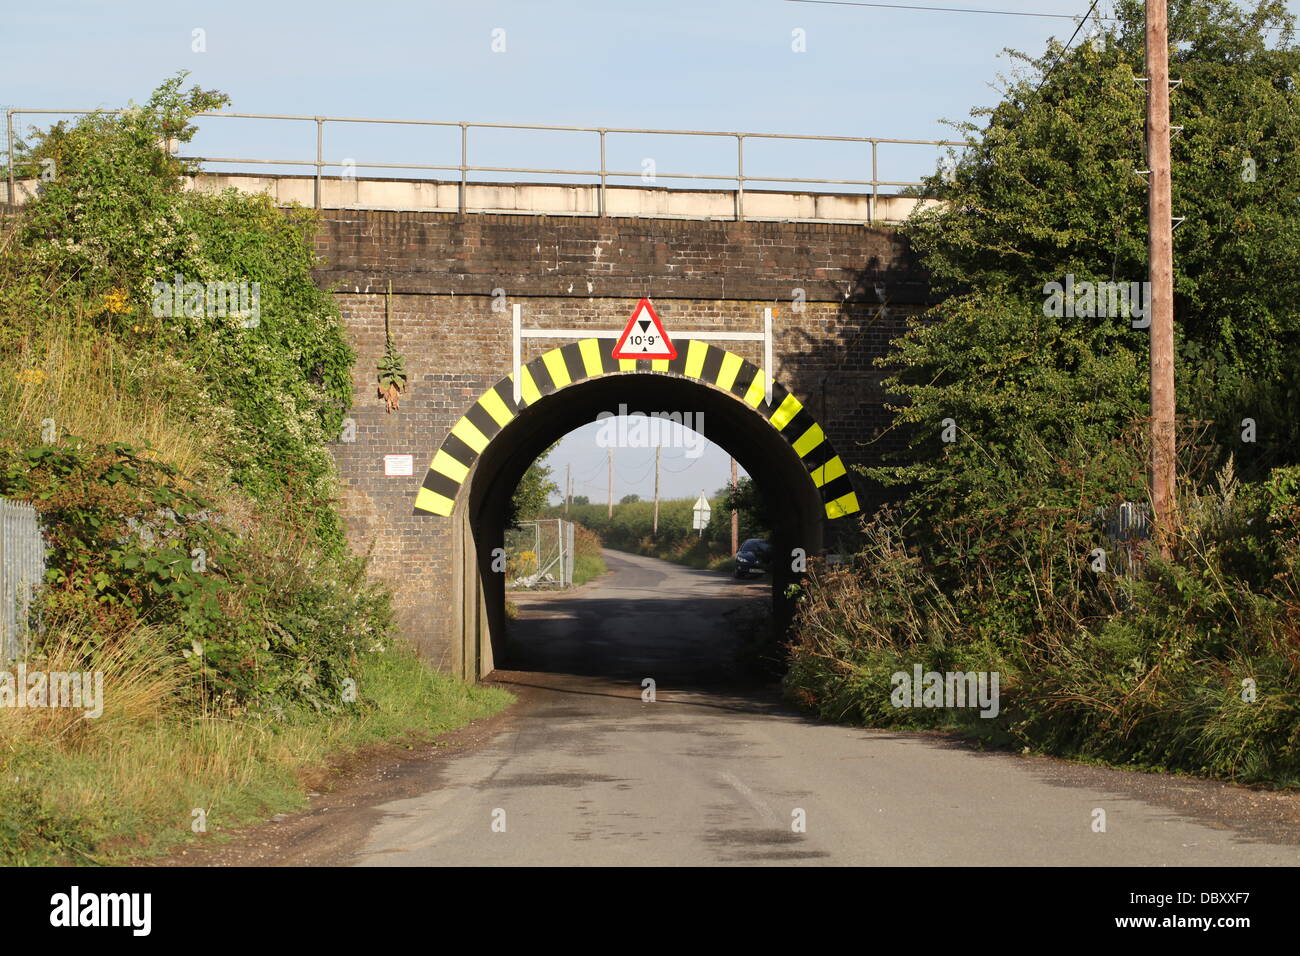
101,288,131,314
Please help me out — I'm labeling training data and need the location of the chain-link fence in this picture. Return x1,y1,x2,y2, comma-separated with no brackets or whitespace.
1,497,46,660
505,519,575,589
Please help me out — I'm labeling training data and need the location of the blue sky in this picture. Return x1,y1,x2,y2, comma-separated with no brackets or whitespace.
2,0,1106,190
3,1,1296,505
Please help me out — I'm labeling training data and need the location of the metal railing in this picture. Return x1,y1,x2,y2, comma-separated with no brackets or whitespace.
5,108,963,223
0,497,46,661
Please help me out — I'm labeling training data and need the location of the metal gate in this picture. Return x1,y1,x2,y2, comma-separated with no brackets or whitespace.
504,519,574,589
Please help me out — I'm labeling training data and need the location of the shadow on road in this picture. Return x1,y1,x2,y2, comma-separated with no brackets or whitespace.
500,549,776,690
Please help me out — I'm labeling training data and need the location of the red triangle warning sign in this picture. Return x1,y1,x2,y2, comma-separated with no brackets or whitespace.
612,298,677,360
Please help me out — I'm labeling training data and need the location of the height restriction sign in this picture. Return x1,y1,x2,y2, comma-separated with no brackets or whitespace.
612,297,677,360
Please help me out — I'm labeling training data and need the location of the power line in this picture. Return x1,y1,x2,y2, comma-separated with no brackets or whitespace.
784,0,1117,21
564,455,607,483
926,0,1104,165
661,455,702,473
615,454,656,485
788,0,1292,37
1035,0,1105,94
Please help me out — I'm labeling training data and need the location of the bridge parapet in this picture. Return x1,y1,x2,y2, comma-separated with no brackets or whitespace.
5,108,960,225
3,173,934,225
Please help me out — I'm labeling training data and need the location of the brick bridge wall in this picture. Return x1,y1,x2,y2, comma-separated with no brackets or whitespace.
313,210,930,671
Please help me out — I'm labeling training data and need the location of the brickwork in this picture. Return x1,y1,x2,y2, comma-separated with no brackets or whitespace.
314,210,928,667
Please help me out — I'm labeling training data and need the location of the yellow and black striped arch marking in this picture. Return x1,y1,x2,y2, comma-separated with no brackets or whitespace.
414,338,861,520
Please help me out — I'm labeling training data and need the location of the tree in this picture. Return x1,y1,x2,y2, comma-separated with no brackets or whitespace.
875,0,1300,518
783,0,1300,786
619,494,640,505
571,495,589,506
5,75,357,548
719,477,769,539
15,72,230,294
510,445,558,527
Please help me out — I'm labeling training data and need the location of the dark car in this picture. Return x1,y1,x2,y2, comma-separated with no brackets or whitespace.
734,538,772,578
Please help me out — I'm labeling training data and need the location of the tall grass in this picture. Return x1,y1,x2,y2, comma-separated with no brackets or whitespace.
0,639,511,864
0,261,510,864
785,464,1300,786
0,620,184,743
0,321,224,481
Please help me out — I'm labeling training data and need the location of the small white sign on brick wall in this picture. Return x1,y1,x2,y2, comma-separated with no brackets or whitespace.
384,454,414,477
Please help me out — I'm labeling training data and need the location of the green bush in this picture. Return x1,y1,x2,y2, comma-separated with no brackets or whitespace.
0,440,390,711
0,76,389,712
783,1,1300,787
558,495,754,568
6,73,354,549
571,523,608,585
0,77,510,863
786,452,1300,785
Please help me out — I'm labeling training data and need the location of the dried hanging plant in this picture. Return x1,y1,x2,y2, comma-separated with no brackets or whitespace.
376,279,406,413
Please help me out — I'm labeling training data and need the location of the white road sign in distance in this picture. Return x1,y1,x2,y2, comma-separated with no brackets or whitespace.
692,493,711,531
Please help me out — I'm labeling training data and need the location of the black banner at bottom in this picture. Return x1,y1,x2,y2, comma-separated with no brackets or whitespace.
0,864,1291,942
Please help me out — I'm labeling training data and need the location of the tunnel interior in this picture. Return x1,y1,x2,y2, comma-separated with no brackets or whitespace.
463,373,829,679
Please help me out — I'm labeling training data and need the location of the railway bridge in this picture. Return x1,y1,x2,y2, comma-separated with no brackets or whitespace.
312,196,930,674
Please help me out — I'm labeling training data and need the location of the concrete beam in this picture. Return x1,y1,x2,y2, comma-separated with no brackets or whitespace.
0,174,932,225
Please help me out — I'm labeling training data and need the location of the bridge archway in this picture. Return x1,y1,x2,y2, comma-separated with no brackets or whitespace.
414,338,860,679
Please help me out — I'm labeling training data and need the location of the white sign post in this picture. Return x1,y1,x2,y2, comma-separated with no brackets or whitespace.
692,492,711,537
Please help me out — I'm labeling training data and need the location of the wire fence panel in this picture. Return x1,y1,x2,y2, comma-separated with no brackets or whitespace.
1097,501,1152,578
565,521,574,588
0,497,46,661
505,519,573,589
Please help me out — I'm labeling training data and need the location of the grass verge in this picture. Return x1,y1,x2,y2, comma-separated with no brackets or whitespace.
0,642,512,865
572,524,608,585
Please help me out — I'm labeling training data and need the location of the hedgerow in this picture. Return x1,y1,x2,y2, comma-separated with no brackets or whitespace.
0,74,386,711
785,1,1300,786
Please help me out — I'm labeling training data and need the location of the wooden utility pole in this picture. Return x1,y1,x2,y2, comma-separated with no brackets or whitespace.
730,456,739,555
564,463,571,516
652,446,661,537
1146,0,1177,554
607,448,613,518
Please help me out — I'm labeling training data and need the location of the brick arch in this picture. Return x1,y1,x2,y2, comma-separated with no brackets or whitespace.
414,337,860,520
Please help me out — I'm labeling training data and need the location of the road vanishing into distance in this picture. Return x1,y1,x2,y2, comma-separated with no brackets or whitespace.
170,550,1300,867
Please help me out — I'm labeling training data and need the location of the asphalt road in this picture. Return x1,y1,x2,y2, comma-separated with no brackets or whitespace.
345,550,1300,866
